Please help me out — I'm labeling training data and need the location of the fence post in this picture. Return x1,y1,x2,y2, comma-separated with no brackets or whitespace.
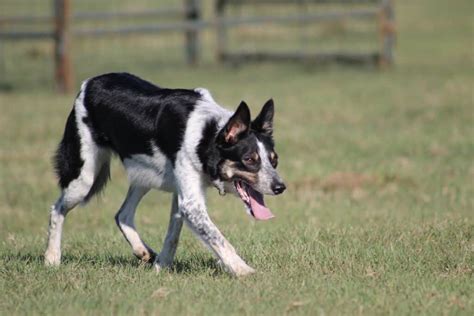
184,0,200,65
378,0,395,66
215,0,226,62
54,0,74,93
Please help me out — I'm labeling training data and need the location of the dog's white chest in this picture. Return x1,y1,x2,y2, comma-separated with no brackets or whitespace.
123,146,176,192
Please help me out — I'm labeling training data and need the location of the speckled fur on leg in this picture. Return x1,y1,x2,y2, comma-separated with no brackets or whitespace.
180,201,255,277
172,155,255,277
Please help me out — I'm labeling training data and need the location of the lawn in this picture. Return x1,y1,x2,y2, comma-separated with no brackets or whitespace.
0,0,473,315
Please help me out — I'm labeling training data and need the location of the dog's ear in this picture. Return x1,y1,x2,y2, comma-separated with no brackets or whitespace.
218,101,251,145
252,99,274,136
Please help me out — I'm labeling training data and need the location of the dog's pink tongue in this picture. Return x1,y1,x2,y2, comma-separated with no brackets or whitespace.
248,187,275,220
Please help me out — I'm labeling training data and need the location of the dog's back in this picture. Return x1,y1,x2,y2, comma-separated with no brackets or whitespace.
80,73,201,160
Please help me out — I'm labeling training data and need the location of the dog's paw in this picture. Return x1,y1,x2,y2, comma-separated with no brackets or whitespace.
232,264,256,277
133,247,157,264
219,260,255,277
44,251,61,267
153,254,173,273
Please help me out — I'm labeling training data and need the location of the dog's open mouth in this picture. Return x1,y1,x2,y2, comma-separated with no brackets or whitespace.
234,181,274,220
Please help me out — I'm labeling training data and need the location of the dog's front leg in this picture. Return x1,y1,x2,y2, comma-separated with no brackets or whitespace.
155,193,183,271
172,166,255,276
180,198,255,277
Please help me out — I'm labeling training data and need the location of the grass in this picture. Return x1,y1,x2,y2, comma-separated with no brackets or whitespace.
0,0,473,315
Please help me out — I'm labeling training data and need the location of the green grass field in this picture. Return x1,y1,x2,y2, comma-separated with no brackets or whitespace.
0,0,473,315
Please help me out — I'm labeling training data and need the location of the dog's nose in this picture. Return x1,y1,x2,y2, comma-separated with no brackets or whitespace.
272,182,286,195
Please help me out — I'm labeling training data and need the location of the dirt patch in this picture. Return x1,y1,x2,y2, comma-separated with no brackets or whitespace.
320,172,375,191
290,172,415,192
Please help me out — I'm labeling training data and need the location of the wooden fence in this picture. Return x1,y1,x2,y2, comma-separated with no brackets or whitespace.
0,0,395,93
216,0,395,66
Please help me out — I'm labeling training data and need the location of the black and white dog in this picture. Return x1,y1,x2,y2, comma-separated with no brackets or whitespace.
44,73,286,277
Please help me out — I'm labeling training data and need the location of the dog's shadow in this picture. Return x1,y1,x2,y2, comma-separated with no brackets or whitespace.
2,252,222,275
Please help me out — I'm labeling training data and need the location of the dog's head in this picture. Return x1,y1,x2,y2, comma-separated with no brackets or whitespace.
216,99,285,220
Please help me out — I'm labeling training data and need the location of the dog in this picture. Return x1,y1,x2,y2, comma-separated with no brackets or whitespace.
44,72,286,277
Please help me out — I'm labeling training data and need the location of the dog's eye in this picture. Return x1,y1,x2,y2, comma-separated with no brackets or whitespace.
243,152,259,165
243,156,255,163
270,152,278,168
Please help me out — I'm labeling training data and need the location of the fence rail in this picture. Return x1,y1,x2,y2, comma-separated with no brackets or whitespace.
0,8,187,25
217,0,380,4
216,0,395,66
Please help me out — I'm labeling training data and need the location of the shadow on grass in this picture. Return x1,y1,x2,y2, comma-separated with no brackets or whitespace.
1,252,223,275
0,82,14,92
0,252,138,267
172,257,221,275
1,252,44,265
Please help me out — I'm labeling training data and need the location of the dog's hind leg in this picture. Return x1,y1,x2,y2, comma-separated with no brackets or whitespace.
45,148,110,266
45,84,111,266
44,195,69,266
115,186,156,263
155,193,183,271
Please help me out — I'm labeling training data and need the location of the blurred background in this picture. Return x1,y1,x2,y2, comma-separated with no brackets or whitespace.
0,1,472,314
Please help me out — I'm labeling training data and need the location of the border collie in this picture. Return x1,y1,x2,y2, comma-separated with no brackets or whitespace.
44,73,286,277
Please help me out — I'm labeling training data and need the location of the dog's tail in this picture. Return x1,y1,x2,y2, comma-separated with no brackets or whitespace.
53,81,111,207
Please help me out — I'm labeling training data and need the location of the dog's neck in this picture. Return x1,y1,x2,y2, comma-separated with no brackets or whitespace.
197,118,222,180
199,126,227,195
